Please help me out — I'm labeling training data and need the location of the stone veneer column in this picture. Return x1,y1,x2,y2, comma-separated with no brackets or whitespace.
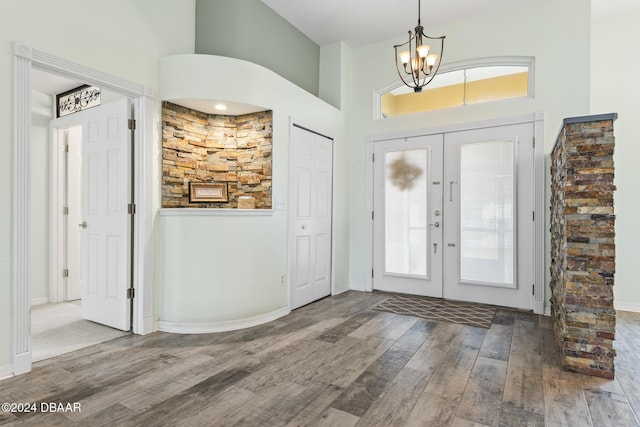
550,113,617,379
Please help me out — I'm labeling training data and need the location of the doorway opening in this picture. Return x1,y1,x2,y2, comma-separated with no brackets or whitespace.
13,43,154,376
30,72,134,362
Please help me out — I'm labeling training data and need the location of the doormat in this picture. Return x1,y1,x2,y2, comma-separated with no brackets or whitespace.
373,294,496,329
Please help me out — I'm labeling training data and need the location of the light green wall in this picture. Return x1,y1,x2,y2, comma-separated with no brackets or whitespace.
591,9,640,311
0,0,195,373
158,54,346,323
195,0,320,96
346,0,592,315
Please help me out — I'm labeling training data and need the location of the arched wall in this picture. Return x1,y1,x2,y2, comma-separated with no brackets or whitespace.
157,54,347,332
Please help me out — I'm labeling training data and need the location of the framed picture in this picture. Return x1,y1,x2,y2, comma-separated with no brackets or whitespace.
56,85,101,118
189,182,228,202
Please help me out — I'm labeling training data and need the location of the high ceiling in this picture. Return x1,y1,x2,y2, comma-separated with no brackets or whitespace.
262,0,639,47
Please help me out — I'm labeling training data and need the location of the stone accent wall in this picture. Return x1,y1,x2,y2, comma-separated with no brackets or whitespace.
162,101,272,208
550,114,617,379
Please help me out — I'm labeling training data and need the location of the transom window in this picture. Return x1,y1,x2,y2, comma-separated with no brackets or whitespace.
378,57,534,118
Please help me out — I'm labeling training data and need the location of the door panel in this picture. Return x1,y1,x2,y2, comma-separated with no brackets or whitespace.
291,126,334,309
373,135,444,297
443,123,534,309
80,99,131,331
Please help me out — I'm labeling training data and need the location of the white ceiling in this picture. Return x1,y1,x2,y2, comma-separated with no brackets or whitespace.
32,0,634,115
262,0,637,47
262,0,534,47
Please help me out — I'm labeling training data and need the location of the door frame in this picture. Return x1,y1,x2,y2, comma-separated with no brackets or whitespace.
287,120,336,311
365,113,545,314
12,42,155,375
49,123,84,304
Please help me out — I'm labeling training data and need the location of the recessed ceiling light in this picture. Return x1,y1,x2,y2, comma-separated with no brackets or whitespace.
214,103,227,111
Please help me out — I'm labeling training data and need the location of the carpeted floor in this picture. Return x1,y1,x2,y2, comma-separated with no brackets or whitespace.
373,294,497,328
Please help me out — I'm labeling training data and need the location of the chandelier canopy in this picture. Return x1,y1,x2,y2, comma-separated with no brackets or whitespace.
393,0,445,93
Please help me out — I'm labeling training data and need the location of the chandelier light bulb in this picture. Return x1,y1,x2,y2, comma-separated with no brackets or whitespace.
426,53,438,67
417,44,430,58
399,51,411,65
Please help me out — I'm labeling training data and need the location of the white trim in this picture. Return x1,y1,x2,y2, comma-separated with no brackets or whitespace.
12,42,155,376
159,208,274,217
333,285,350,295
158,307,290,334
533,114,546,314
30,297,49,306
364,140,375,292
375,56,535,120
13,42,32,376
49,126,64,304
371,113,543,143
0,364,13,381
615,302,640,313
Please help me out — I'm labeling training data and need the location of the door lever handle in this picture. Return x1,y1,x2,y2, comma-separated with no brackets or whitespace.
78,221,87,229
429,221,440,228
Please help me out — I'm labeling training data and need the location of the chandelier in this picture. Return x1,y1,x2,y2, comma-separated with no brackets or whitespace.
393,0,445,93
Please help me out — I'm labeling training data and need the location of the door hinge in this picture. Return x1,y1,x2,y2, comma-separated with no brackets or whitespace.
127,288,135,299
372,211,374,220
62,144,69,153
372,269,374,278
533,137,535,148
128,119,136,130
532,284,535,295
532,211,535,221
62,269,69,278
62,206,69,215
128,203,137,214
372,153,375,162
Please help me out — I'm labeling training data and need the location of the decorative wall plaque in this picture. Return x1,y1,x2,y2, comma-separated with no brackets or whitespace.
189,182,228,202
56,85,101,117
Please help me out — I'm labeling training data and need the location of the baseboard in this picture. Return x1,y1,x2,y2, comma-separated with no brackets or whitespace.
349,283,368,292
0,364,13,381
615,301,640,313
31,297,49,306
12,352,31,376
333,285,350,295
158,307,290,334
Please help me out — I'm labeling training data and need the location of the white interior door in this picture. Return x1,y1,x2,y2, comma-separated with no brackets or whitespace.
443,123,534,309
80,99,131,331
290,126,333,309
373,135,444,297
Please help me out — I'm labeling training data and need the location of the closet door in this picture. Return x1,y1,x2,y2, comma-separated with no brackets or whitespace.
290,126,333,309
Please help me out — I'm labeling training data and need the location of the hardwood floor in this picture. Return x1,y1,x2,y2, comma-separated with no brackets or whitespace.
1,291,639,426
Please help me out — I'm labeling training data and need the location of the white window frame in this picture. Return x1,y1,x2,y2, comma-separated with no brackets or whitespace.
374,56,535,120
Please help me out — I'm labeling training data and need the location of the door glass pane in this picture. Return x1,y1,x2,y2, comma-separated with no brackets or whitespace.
385,149,428,276
459,140,515,285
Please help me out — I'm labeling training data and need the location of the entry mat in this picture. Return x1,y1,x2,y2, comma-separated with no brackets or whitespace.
373,294,496,329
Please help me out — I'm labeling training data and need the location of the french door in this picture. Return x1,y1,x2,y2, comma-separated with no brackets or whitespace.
372,135,444,297
373,123,534,310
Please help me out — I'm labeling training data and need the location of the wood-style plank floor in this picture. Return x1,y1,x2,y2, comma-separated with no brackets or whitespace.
1,291,639,426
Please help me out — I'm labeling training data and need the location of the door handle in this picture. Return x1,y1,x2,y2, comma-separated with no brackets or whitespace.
78,221,87,229
429,221,440,228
